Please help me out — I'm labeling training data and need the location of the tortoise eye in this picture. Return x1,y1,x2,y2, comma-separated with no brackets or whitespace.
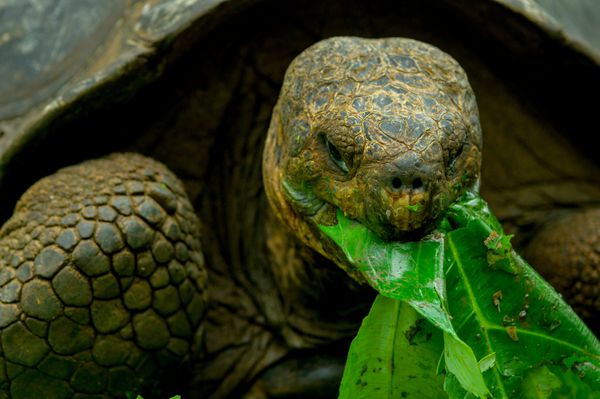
325,138,349,173
451,142,464,164
448,142,465,176
327,140,342,162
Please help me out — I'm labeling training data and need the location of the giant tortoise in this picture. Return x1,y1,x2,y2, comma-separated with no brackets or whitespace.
0,1,599,398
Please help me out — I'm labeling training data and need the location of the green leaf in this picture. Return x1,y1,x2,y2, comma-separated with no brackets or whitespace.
322,192,600,399
321,211,489,397
522,366,562,399
442,332,490,398
338,295,447,399
320,211,449,330
442,192,600,398
405,203,423,213
478,353,496,373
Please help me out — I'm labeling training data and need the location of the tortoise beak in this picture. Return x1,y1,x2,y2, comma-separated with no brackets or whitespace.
357,157,440,241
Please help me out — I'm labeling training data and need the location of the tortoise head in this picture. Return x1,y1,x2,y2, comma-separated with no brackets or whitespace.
263,37,482,279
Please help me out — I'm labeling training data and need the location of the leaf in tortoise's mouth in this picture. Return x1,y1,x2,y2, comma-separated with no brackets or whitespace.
320,207,488,398
319,192,600,399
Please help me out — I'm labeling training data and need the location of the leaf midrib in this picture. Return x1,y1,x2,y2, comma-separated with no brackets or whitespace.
450,205,600,357
447,235,508,398
447,234,600,398
456,314,595,357
448,237,599,358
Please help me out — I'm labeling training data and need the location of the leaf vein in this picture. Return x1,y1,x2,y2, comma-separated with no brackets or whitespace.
485,326,600,359
448,235,508,398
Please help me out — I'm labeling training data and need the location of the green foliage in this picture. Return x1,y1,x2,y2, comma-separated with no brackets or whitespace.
320,192,600,398
321,209,487,397
339,296,446,398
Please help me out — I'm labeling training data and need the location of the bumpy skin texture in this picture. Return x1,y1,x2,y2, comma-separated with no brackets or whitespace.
0,154,207,398
264,37,482,279
525,209,600,326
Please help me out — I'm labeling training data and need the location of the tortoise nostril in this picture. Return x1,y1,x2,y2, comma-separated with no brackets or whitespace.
412,178,423,190
392,177,403,190
390,176,423,191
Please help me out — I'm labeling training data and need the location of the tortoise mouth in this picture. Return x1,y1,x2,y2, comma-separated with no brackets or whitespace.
367,219,432,242
360,211,434,242
306,195,435,243
281,178,328,217
338,186,436,242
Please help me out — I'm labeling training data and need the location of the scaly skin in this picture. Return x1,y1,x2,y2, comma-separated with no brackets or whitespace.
525,209,600,328
263,37,482,281
0,154,207,398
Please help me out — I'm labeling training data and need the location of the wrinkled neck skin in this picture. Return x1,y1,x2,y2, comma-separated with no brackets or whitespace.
263,37,482,282
263,111,363,282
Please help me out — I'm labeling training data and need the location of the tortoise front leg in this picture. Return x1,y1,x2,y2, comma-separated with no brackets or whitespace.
0,154,207,398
